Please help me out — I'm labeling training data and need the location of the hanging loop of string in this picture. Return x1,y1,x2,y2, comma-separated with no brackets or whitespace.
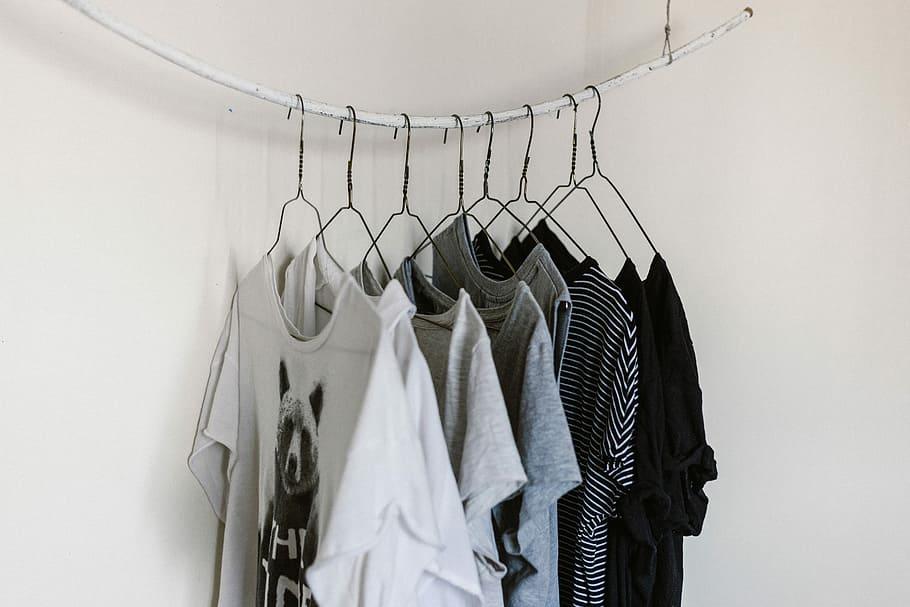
662,0,674,63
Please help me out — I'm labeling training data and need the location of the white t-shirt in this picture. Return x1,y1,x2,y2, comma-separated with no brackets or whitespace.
189,252,440,607
362,260,528,607
283,239,482,606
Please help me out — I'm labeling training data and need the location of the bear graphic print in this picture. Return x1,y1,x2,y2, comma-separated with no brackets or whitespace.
258,359,323,607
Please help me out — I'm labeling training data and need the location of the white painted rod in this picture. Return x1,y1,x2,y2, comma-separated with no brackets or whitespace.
60,0,752,129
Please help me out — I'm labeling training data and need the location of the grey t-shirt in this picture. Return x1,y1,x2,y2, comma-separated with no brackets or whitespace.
361,260,527,607
431,214,572,378
398,258,581,607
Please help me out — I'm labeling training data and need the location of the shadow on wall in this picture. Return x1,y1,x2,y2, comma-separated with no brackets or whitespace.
0,4,243,605
142,253,240,607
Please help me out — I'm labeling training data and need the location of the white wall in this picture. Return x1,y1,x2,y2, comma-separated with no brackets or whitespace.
1,1,908,605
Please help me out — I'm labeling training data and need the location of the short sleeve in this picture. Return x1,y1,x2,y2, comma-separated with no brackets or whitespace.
495,319,581,592
514,325,581,547
386,298,483,601
615,288,671,545
305,334,442,607
188,293,240,523
578,296,640,535
463,336,527,586
462,336,527,523
603,307,639,490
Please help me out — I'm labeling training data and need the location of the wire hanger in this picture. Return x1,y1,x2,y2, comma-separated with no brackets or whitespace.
313,106,393,279
531,94,592,257
464,111,540,248
580,85,659,254
531,94,587,221
362,114,459,285
535,86,632,259
411,114,469,255
523,6,664,258
412,113,518,275
267,94,324,256
453,111,550,275
481,103,587,259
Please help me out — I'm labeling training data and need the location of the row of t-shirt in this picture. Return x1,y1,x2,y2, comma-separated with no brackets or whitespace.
471,218,718,607
189,213,716,607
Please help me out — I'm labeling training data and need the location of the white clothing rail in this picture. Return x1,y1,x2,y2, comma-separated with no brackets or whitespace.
60,0,753,129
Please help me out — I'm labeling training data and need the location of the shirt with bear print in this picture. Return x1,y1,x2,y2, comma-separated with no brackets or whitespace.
189,249,440,607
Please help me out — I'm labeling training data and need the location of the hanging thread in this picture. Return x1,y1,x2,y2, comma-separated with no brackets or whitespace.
662,0,674,63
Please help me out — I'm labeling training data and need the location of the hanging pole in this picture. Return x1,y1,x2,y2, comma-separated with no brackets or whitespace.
59,0,752,129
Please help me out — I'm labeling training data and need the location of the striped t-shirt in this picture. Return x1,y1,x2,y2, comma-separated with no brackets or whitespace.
478,223,640,607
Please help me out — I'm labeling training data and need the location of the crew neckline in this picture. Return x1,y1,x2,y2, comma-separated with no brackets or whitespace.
643,251,669,285
263,248,354,352
399,257,464,329
615,255,641,287
400,256,533,347
501,219,604,283
289,237,418,334
454,214,549,299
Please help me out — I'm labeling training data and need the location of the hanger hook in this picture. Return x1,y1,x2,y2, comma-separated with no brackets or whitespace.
452,114,465,156
521,104,534,187
586,85,603,136
345,105,357,207
400,113,412,160
585,86,604,169
288,94,305,190
557,92,579,121
562,93,579,132
561,93,580,179
481,111,494,195
400,113,411,210
287,94,302,120
451,114,465,209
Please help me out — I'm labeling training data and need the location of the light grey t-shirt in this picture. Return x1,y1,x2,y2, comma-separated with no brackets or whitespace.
398,258,582,607
361,260,526,607
431,214,572,378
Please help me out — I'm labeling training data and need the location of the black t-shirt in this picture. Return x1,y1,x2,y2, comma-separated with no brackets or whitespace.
643,254,717,607
608,259,672,607
644,255,716,537
503,221,717,607
504,221,674,607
